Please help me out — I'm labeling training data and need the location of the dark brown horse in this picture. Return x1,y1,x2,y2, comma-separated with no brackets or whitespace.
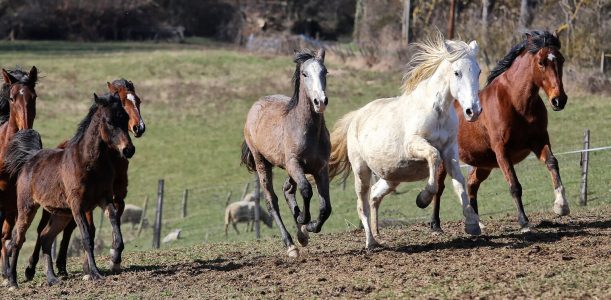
4,93,134,288
0,67,38,279
25,79,145,280
241,49,331,257
426,31,569,231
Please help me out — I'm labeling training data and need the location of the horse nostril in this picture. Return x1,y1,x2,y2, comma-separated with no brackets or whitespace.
133,125,139,133
123,146,135,158
323,97,328,105
466,108,473,117
313,98,319,106
552,98,560,107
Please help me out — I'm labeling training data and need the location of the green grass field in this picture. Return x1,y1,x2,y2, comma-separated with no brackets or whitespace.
0,39,609,261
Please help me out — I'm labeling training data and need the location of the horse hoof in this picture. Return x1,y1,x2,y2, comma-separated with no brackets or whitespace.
8,285,16,291
297,225,309,247
82,275,91,281
108,261,122,274
465,223,481,236
287,246,299,258
416,191,432,209
520,225,535,233
2,279,8,286
478,221,487,229
366,240,383,250
57,269,68,277
24,266,35,281
430,226,444,235
553,204,570,216
47,277,62,286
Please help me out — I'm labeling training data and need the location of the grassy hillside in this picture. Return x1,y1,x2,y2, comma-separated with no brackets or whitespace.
0,40,608,264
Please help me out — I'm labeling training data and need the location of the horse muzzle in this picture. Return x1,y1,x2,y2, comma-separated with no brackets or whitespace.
313,97,328,113
464,105,482,122
122,145,136,159
551,95,567,111
133,123,146,137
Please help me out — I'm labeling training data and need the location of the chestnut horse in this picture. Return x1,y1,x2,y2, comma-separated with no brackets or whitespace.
0,67,38,279
428,31,569,232
241,49,331,257
4,93,134,288
25,79,145,280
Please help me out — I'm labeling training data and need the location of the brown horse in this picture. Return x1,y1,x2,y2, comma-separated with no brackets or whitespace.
4,93,134,288
241,49,331,257
25,79,145,280
427,31,569,232
0,67,38,279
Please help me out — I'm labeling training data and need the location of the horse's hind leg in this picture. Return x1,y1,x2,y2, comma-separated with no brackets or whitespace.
56,220,76,276
430,163,447,232
532,141,570,216
301,167,333,240
1,215,15,283
40,215,71,286
255,158,297,257
25,209,51,281
80,210,96,275
369,178,399,240
285,159,312,225
466,167,491,228
352,158,377,249
71,206,103,281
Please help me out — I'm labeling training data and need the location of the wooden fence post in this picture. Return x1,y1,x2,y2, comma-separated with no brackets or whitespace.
447,0,456,39
579,129,590,206
153,179,164,249
253,173,261,239
137,196,149,238
181,189,188,218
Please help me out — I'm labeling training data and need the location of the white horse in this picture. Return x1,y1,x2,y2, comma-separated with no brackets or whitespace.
329,34,483,248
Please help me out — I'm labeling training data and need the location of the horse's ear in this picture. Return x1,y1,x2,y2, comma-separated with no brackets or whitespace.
468,40,479,55
2,69,16,84
315,48,325,62
28,66,37,83
93,93,101,104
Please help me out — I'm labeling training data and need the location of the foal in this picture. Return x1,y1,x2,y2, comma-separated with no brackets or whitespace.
0,67,38,278
26,79,145,279
241,49,331,257
5,93,134,288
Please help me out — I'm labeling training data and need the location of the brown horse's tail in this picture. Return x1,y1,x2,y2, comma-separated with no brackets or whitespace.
329,110,357,182
240,140,256,172
4,129,42,178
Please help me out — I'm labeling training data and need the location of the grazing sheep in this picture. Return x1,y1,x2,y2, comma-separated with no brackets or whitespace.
121,204,147,229
224,201,273,237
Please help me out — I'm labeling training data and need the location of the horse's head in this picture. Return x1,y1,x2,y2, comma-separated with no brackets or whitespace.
107,79,145,137
297,48,328,114
527,32,567,111
447,40,482,121
94,93,135,159
2,66,38,129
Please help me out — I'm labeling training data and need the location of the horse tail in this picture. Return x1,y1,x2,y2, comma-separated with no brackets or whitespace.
329,110,356,182
224,205,232,226
240,140,256,172
4,129,42,178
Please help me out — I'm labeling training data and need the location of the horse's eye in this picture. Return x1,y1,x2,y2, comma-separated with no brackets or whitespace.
454,71,460,77
538,60,545,66
302,72,307,77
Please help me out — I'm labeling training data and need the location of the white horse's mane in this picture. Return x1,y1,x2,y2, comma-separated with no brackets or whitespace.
401,32,476,95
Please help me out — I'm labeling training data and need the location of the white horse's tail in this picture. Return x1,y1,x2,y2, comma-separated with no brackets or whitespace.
329,110,357,182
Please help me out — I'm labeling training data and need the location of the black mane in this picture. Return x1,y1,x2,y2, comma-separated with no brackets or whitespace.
486,31,561,86
285,49,319,112
111,78,135,91
69,93,123,145
0,68,39,125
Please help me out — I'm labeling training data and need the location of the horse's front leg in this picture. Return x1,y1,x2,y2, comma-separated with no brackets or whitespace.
407,136,441,208
39,215,72,286
442,147,481,235
25,209,51,281
306,165,333,235
429,163,447,233
493,146,529,230
105,202,124,274
285,158,312,225
71,206,103,281
532,140,570,216
56,220,77,276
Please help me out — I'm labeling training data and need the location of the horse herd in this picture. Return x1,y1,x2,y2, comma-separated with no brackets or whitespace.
241,30,569,256
0,71,145,288
0,29,568,289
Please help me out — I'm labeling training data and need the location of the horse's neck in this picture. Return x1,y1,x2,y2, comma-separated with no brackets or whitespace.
0,114,19,146
77,120,110,167
498,55,541,112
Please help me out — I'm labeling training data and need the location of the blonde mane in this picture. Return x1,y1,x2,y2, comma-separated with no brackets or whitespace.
401,32,475,95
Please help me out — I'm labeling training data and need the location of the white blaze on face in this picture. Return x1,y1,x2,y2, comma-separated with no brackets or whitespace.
547,53,556,61
19,88,24,95
451,55,481,120
302,60,327,112
127,93,145,126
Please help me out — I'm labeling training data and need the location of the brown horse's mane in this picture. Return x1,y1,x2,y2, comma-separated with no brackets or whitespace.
68,93,124,146
486,31,561,86
0,68,39,125
284,49,325,113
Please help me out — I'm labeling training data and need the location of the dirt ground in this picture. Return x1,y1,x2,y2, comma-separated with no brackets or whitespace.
10,207,611,299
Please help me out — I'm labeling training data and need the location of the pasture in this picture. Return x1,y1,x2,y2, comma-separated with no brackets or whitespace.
1,40,610,297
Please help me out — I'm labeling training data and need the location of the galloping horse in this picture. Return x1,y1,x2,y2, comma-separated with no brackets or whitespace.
25,79,145,279
0,67,38,278
428,31,569,231
5,93,134,288
329,34,482,249
241,49,331,257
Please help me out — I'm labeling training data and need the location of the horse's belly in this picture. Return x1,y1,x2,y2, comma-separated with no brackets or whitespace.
372,159,429,182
